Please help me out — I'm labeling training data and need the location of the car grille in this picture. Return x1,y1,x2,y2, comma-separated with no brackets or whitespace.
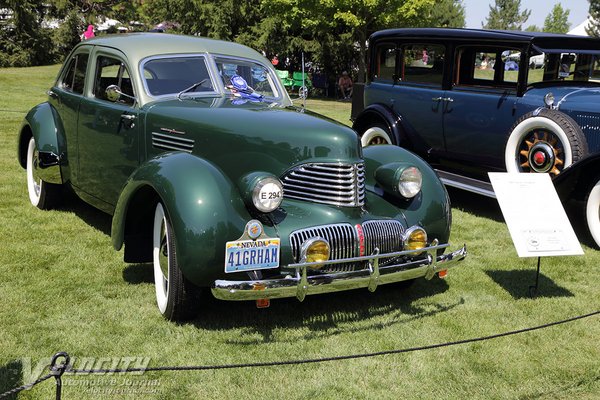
281,162,365,207
151,132,195,153
289,220,405,273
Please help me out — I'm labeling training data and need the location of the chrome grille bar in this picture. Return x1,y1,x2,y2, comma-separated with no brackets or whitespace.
282,162,365,207
289,220,405,273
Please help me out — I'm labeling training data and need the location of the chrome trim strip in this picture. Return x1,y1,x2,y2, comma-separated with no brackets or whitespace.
211,242,467,301
151,132,195,153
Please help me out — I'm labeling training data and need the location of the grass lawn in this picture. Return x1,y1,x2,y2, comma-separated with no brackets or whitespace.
0,65,599,399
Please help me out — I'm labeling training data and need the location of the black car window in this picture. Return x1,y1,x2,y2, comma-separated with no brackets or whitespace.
400,44,444,87
94,56,135,105
143,56,214,96
60,53,88,94
372,44,396,83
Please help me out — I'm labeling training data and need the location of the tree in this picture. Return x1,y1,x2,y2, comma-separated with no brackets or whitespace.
543,3,570,33
483,0,531,30
586,0,600,37
0,0,55,67
426,0,466,28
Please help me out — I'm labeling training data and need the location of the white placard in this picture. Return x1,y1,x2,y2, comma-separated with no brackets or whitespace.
488,172,583,258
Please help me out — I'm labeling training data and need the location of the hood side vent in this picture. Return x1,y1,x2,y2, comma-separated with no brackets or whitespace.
152,131,194,153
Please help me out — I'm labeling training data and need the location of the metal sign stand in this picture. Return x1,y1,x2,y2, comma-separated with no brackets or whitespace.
528,256,542,297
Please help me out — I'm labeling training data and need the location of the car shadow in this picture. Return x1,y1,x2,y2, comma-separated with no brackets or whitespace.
0,359,23,397
53,189,112,236
485,269,574,299
185,278,463,343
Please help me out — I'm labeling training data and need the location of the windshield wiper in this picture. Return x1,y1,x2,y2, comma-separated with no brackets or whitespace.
177,79,208,100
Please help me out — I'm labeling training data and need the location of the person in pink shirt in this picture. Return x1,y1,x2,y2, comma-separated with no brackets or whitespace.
81,25,95,40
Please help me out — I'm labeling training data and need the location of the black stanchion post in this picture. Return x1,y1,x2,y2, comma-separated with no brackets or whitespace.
49,352,70,400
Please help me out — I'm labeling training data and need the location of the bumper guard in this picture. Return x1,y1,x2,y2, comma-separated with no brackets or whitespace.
211,240,467,302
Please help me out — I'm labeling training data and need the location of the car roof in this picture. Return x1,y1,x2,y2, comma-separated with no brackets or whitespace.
371,28,600,51
76,33,265,63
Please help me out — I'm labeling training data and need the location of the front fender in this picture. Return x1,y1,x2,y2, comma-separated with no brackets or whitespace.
363,145,452,244
554,154,600,201
112,152,252,286
17,102,66,184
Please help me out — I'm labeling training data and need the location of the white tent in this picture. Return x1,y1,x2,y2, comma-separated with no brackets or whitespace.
568,18,592,36
96,18,128,32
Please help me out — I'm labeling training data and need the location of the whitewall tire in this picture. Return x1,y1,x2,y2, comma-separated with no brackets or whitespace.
361,124,393,147
585,178,600,249
26,137,59,209
505,109,587,176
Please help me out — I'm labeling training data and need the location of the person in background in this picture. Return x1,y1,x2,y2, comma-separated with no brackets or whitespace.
338,71,353,100
81,25,95,40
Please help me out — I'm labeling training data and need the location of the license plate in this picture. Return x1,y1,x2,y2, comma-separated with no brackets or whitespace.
225,238,280,273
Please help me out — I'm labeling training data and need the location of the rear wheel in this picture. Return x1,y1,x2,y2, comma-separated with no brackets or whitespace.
26,137,61,209
505,109,588,176
360,123,393,147
153,202,198,321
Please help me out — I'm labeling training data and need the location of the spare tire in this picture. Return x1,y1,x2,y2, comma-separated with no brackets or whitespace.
505,108,588,176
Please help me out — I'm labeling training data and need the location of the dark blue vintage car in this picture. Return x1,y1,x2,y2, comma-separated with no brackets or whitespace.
352,28,600,248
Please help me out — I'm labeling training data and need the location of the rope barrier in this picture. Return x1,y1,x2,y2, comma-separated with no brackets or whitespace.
1,309,597,399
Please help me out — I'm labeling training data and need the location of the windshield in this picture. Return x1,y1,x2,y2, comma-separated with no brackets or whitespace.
142,56,215,96
526,51,600,85
214,56,281,98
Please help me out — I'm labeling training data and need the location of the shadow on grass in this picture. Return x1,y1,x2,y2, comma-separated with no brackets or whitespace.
186,278,463,343
485,269,574,299
122,263,154,284
446,187,504,222
0,359,23,398
54,189,112,236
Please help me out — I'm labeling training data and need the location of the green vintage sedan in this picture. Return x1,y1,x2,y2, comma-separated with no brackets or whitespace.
17,33,465,321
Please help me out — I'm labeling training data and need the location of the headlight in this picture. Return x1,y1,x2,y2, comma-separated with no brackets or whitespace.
404,226,427,251
544,92,555,108
375,163,422,199
398,167,422,198
300,237,330,269
252,176,283,212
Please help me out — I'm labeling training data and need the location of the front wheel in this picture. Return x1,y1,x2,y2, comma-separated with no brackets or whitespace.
585,178,600,249
26,137,61,209
153,202,198,321
360,123,393,147
505,109,588,176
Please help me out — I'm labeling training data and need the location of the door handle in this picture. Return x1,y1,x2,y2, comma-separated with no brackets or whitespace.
47,90,58,99
120,114,136,129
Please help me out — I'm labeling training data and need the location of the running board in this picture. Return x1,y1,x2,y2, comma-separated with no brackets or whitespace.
436,170,496,198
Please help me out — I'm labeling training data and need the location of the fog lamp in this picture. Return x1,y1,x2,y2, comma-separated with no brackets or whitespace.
300,237,330,269
404,226,427,251
398,166,422,198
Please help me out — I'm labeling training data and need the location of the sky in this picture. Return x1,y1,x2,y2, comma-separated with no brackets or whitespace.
462,0,590,30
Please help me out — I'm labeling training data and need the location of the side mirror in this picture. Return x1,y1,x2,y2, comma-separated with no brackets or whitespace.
105,84,137,103
105,85,122,102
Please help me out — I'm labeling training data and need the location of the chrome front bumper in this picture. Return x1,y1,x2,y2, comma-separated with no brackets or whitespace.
211,241,467,302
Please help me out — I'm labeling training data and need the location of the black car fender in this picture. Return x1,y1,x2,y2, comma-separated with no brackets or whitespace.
352,104,407,147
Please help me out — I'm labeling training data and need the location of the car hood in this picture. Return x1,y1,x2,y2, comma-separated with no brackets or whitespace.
143,97,362,180
525,85,600,113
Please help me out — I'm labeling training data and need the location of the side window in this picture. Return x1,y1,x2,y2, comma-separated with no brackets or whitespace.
400,43,445,86
60,54,88,94
372,44,396,83
455,47,520,88
94,55,134,105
